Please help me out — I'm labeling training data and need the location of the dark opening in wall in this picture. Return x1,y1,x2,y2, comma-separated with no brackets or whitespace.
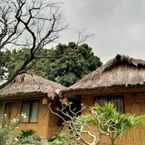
57,96,81,122
67,96,81,116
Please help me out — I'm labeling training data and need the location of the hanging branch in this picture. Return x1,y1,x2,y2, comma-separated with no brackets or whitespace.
48,101,99,145
0,0,66,88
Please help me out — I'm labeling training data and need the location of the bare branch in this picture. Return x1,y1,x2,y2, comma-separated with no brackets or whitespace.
0,0,65,88
76,31,95,46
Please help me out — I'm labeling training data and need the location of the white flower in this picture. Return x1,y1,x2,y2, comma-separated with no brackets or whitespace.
14,137,18,141
12,118,17,123
21,113,27,119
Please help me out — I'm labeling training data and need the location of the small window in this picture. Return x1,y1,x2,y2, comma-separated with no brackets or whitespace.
5,102,14,119
21,101,39,123
96,96,124,113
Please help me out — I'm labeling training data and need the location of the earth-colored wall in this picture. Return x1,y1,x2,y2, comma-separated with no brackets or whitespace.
81,93,145,145
1,93,145,144
47,100,62,138
0,98,61,140
20,102,49,139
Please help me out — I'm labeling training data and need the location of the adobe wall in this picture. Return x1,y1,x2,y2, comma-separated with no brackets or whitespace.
47,100,62,138
81,93,145,145
0,99,60,140
20,102,49,139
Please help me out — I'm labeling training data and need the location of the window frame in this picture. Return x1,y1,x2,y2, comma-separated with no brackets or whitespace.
4,102,12,119
21,100,40,123
95,95,125,113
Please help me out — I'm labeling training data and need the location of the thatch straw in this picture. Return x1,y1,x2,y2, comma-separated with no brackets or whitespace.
0,72,66,99
61,54,145,95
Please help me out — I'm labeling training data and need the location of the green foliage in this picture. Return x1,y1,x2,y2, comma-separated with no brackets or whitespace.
18,134,41,145
74,114,95,133
17,128,41,145
92,103,145,145
47,103,145,145
0,49,34,80
0,103,144,145
47,114,94,145
47,132,75,145
0,51,11,80
0,115,20,145
46,42,102,86
1,42,102,86
19,129,35,139
0,115,41,145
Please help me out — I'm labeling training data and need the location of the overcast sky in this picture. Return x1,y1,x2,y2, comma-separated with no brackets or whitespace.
58,0,145,62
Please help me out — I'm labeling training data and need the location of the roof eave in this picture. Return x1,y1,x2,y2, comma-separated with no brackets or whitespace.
60,84,145,97
0,91,50,101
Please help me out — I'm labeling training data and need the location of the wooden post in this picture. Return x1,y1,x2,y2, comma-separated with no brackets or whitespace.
42,97,48,105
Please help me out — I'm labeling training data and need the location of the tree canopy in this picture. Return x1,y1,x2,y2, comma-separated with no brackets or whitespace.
0,0,65,88
1,42,102,86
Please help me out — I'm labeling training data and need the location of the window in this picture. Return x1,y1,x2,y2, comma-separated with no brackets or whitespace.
95,96,124,113
4,102,15,119
21,101,39,123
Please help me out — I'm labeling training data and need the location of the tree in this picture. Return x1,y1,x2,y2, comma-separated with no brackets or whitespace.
92,103,145,145
48,103,145,145
0,0,65,88
1,42,102,86
48,101,96,145
46,42,102,86
0,51,10,81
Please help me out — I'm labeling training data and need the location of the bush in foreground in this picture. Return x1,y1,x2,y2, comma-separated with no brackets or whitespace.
48,103,145,145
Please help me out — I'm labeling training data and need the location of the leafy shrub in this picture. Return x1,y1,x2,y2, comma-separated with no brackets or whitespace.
0,114,20,145
0,114,41,145
92,103,145,145
47,103,145,145
47,132,76,145
18,133,41,145
19,130,35,138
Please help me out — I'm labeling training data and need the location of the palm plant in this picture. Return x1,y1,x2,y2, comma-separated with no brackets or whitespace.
92,103,145,145
48,103,145,145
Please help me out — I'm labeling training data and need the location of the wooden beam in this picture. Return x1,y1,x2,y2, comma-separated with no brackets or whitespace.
62,86,145,97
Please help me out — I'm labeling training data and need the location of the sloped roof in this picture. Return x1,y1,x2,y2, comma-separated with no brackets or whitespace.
61,54,145,95
0,72,66,99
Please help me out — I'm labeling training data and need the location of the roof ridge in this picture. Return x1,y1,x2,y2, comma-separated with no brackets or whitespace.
66,54,145,91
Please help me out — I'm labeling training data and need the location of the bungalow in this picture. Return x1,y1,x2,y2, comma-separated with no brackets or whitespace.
60,54,145,145
0,72,66,140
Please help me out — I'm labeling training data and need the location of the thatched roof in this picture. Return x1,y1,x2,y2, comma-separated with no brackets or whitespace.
61,54,145,96
0,73,66,99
